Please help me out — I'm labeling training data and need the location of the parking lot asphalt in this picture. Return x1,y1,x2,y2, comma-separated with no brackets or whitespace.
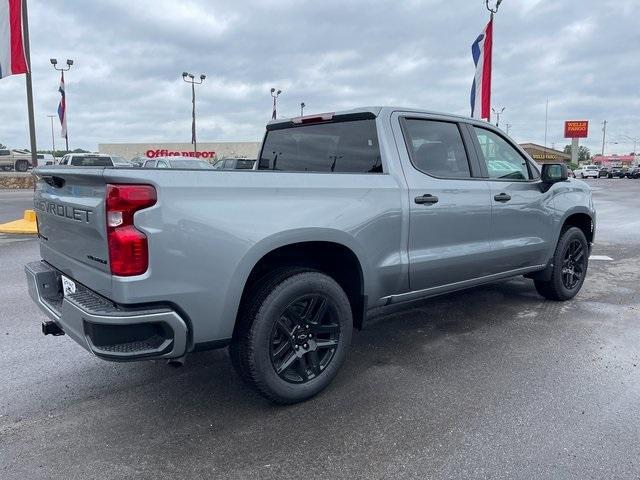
1,179,639,480
0,189,34,224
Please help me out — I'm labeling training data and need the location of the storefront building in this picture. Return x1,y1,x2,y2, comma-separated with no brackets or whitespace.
519,143,571,164
591,154,638,167
98,142,262,161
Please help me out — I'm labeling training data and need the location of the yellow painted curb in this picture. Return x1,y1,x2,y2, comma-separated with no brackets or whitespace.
0,209,38,234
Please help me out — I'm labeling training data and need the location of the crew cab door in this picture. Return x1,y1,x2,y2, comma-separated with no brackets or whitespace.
467,125,555,272
392,114,493,292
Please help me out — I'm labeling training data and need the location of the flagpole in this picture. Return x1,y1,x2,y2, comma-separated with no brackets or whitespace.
21,0,37,168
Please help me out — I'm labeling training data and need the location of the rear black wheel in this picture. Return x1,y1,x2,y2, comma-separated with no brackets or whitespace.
230,268,352,404
535,227,589,301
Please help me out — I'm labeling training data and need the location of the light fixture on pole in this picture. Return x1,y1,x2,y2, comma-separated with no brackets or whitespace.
182,72,206,153
50,58,73,151
300,102,306,116
270,88,282,119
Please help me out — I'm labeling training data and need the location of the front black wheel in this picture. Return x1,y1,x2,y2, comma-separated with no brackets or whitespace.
230,269,353,404
535,227,589,301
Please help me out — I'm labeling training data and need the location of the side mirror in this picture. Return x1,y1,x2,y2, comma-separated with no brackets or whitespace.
541,163,568,184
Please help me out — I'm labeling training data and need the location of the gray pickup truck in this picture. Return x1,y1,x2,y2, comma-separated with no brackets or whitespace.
26,107,595,404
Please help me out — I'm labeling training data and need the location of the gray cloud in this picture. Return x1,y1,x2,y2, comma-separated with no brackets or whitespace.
1,0,638,155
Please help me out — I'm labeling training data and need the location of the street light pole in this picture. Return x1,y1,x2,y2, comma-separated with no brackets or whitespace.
50,58,73,152
492,106,505,128
47,115,56,153
182,72,206,153
300,102,306,116
270,88,282,119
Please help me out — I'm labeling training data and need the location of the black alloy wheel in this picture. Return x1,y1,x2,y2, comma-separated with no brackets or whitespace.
561,239,585,290
230,268,353,404
534,226,589,301
270,294,340,384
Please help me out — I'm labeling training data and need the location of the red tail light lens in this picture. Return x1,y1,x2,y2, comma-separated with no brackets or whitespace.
106,184,157,276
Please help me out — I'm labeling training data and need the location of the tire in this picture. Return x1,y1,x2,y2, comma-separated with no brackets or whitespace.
15,160,29,172
534,227,589,301
230,268,353,404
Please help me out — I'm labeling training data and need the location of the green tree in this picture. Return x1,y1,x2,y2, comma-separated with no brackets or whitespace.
0,143,6,149
563,145,592,164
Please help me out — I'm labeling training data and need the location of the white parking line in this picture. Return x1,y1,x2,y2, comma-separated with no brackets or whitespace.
589,255,613,261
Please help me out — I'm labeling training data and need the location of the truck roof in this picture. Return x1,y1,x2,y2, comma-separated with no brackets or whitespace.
267,106,474,127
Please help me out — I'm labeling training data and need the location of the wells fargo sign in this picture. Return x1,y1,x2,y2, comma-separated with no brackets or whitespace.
145,149,215,159
564,121,589,138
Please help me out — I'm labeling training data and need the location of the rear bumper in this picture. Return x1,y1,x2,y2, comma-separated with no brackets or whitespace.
25,261,188,361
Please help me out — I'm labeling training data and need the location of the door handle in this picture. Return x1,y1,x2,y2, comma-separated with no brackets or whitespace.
415,194,439,205
494,193,511,203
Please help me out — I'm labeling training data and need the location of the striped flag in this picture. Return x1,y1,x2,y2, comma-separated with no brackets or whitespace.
58,73,67,139
470,17,493,121
0,0,29,79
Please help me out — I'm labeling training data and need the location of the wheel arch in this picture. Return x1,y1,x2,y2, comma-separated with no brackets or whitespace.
223,229,371,339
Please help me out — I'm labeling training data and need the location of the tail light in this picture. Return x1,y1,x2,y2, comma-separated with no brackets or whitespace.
106,184,157,276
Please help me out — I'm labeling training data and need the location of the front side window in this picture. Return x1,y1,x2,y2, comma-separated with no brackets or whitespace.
402,119,471,178
474,127,531,180
259,118,382,173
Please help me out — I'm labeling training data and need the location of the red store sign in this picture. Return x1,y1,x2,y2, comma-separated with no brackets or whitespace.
145,149,216,159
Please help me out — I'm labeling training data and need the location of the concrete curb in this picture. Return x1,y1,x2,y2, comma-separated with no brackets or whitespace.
0,210,38,234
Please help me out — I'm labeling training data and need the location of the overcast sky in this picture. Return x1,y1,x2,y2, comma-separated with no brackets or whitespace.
0,0,638,154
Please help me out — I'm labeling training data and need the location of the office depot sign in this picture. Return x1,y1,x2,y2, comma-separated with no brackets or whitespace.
564,121,589,139
145,149,216,159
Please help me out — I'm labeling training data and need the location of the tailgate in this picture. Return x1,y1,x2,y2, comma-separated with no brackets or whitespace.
33,168,112,294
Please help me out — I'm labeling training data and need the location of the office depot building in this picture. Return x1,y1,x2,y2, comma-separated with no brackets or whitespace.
98,142,261,161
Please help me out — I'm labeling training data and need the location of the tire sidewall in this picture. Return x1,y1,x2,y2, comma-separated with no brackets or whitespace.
249,272,353,403
552,227,589,300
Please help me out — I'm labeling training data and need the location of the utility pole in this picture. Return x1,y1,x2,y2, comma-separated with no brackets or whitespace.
182,72,206,152
543,98,549,151
47,115,56,153
601,120,607,155
506,123,512,136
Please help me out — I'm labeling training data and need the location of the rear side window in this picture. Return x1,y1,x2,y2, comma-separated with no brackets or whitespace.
258,119,382,173
70,156,112,167
0,150,9,156
402,119,471,178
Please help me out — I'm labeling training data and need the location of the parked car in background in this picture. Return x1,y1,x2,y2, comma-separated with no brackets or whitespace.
624,167,640,179
0,148,32,172
574,165,599,178
608,167,625,178
129,157,146,168
211,158,256,170
36,153,55,167
58,153,132,167
598,166,610,178
143,157,213,169
27,106,596,404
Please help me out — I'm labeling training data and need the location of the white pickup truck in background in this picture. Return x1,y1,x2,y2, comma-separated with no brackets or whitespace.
0,148,32,171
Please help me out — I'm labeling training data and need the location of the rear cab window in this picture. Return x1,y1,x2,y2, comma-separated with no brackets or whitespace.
258,113,382,173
